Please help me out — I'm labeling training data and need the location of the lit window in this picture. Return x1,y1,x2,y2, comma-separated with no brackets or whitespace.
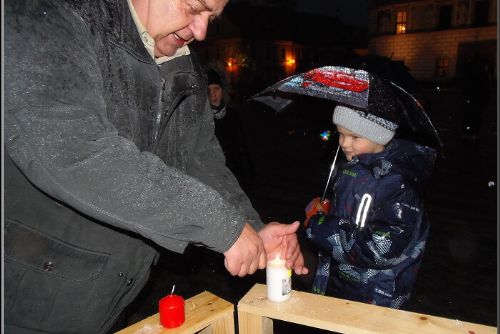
396,10,408,34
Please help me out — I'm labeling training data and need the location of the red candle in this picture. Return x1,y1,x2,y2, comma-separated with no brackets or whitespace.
159,294,185,328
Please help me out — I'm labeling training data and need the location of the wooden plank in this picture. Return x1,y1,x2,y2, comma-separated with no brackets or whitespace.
211,313,236,334
116,291,234,334
237,311,273,334
237,284,497,334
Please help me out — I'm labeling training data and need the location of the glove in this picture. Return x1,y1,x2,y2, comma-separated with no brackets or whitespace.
304,197,331,228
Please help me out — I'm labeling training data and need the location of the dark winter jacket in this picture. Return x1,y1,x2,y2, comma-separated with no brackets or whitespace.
4,0,262,333
306,139,436,309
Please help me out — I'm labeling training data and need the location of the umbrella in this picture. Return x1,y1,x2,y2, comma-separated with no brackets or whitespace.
348,54,421,99
250,66,442,150
251,95,293,112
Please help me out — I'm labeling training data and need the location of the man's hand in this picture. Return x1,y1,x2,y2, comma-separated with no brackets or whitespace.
258,221,309,275
223,223,266,277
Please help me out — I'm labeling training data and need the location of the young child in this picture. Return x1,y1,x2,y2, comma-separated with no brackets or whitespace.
305,78,437,309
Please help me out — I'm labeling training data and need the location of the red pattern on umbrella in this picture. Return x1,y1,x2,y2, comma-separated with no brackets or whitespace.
302,69,369,93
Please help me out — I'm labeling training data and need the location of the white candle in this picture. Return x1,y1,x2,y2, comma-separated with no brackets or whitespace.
266,255,292,302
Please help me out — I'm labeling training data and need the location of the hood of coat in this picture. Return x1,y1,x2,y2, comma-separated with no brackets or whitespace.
352,139,437,183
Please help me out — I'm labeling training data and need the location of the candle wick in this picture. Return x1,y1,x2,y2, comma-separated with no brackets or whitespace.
171,285,175,295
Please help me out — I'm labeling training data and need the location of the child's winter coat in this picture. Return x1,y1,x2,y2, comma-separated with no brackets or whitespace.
306,138,436,309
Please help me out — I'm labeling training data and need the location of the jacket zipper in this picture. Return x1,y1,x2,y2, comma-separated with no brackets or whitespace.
154,78,167,142
152,81,198,153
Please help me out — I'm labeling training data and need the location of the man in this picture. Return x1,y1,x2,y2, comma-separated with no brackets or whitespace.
4,1,307,333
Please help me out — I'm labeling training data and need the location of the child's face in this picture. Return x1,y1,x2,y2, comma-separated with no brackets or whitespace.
336,125,385,161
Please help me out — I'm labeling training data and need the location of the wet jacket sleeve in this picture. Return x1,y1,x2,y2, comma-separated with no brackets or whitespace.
306,175,423,270
4,5,248,254
187,98,264,232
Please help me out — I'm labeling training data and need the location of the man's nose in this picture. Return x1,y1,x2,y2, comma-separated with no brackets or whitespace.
190,14,210,41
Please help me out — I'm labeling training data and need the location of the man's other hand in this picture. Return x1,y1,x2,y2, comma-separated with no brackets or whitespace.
259,221,309,275
223,223,266,277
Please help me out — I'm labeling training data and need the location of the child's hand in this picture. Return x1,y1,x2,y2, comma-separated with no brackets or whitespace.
304,197,331,227
305,213,334,253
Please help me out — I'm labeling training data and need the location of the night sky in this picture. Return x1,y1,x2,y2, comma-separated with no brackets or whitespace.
231,0,370,26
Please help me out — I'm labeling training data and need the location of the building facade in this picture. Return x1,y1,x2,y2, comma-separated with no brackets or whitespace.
368,0,497,81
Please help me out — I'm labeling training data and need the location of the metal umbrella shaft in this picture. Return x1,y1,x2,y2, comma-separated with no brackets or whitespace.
321,145,341,202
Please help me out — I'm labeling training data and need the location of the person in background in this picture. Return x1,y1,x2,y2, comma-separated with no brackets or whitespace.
305,74,436,309
4,1,307,333
207,69,254,190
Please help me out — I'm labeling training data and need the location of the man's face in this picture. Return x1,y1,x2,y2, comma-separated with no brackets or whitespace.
208,84,223,106
134,0,229,57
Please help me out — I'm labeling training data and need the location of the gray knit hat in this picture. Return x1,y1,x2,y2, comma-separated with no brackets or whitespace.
333,105,398,145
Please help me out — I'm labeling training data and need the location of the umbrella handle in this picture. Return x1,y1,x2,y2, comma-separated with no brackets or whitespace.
304,197,331,228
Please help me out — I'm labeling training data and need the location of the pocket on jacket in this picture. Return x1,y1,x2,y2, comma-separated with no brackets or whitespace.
4,219,110,331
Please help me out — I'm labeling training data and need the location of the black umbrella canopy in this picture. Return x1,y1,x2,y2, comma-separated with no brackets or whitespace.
348,54,421,98
250,66,442,150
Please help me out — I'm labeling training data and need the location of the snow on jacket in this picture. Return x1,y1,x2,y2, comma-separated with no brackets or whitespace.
306,139,436,309
4,0,262,333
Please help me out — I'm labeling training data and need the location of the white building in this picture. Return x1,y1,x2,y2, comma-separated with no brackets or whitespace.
368,0,497,81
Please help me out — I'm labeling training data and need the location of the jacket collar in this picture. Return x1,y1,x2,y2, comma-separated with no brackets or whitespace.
100,0,156,64
126,0,190,64
351,139,436,181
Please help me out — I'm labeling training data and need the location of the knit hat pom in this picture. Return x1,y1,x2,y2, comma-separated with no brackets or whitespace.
333,105,398,145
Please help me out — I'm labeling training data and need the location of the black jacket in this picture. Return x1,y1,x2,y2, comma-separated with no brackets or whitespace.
4,0,262,333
